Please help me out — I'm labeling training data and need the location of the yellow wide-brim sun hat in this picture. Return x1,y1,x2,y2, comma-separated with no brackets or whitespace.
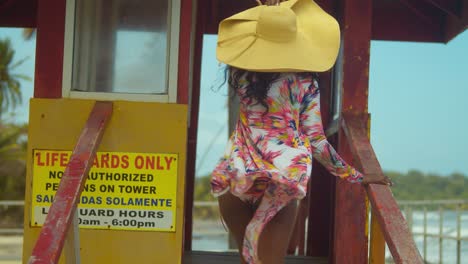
216,0,340,72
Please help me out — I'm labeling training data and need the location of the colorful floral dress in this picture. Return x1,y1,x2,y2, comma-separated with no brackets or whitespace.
211,71,363,263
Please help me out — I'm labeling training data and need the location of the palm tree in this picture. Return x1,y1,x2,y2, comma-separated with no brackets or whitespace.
0,37,30,226
0,38,30,113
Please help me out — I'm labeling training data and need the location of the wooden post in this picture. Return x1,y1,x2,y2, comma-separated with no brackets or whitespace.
184,0,203,251
227,95,239,250
332,0,372,263
64,210,80,264
34,0,66,98
369,211,385,264
456,204,461,264
423,207,427,261
439,206,443,264
177,0,194,105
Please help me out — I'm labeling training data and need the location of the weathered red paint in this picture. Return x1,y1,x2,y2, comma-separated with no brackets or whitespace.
201,0,255,34
341,112,424,264
28,101,113,264
333,137,368,264
332,0,372,263
177,0,193,105
33,0,65,98
339,0,372,114
400,0,443,25
372,2,443,43
371,0,468,43
0,0,37,27
423,0,462,17
183,0,206,251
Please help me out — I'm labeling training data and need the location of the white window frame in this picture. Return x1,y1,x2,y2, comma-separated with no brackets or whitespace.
331,38,344,121
62,0,181,103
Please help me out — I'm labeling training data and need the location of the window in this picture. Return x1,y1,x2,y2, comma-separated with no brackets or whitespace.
62,0,180,102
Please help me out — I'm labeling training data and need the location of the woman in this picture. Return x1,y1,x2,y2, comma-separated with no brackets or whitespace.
211,1,392,263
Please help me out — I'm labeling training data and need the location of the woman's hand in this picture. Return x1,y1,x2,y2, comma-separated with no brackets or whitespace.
256,0,285,6
361,173,394,186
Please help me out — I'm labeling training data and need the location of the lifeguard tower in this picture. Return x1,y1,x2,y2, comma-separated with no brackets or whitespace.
0,0,466,263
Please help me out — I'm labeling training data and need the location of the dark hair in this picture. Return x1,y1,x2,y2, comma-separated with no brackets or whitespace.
226,66,280,110
225,66,318,111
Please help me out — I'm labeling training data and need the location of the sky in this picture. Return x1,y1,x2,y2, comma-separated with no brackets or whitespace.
1,28,467,178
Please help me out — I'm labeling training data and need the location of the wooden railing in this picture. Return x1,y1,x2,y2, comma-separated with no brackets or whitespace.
398,200,467,264
28,101,112,264
0,200,24,235
341,112,424,263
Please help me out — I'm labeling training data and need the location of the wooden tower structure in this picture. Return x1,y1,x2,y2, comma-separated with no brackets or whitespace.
0,0,466,263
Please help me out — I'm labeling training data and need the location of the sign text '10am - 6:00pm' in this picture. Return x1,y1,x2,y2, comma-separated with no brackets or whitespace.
31,150,178,232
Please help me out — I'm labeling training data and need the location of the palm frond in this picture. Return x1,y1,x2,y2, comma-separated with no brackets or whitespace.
9,56,30,70
0,38,30,112
0,124,27,161
12,74,32,81
22,28,36,40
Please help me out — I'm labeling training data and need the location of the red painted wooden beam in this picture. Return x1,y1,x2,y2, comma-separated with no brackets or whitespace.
28,101,113,264
341,112,424,264
34,0,66,98
0,0,37,27
333,0,371,263
183,0,205,251
177,0,193,105
398,0,444,28
424,0,462,18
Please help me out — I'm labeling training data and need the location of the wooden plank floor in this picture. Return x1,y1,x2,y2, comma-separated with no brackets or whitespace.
183,251,328,264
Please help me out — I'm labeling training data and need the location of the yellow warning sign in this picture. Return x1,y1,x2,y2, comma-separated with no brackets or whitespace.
31,150,178,232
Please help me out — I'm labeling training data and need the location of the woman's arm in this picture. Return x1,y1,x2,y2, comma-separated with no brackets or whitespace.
299,79,363,183
299,78,392,185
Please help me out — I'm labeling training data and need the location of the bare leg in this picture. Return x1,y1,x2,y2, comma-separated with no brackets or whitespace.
258,200,298,264
218,192,254,264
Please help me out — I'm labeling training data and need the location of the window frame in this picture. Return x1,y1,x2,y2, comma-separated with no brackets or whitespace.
62,0,181,103
330,38,344,122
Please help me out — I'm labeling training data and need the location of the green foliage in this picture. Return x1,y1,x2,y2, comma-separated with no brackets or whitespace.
387,170,467,201
194,170,467,203
193,175,218,219
0,36,31,226
192,171,467,219
0,38,30,112
194,175,216,202
0,122,27,227
0,122,27,161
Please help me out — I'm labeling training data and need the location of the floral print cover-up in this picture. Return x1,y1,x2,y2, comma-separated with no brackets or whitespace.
211,72,363,263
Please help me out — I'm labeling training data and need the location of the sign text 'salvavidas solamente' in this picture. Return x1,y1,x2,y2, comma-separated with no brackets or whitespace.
31,150,178,232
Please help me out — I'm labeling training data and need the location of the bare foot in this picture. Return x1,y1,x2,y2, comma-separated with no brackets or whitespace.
361,173,393,186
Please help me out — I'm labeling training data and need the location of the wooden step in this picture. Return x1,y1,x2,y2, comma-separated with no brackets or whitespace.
183,251,327,264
